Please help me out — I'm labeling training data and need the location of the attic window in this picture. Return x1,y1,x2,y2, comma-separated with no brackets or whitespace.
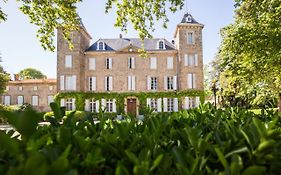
158,40,165,50
186,15,192,22
97,41,105,50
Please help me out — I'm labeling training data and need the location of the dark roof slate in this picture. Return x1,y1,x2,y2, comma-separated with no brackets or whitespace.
85,38,175,52
181,13,199,24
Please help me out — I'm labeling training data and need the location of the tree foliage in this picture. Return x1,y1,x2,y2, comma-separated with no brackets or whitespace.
0,0,184,51
18,68,46,80
0,56,10,94
218,0,281,107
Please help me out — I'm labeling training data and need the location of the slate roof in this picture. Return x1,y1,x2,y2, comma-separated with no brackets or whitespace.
85,38,175,52
181,13,199,24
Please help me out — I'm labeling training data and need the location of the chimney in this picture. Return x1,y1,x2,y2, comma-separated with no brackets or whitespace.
119,34,123,38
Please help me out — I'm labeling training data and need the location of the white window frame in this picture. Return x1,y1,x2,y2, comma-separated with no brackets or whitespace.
65,55,72,68
150,77,157,90
97,41,105,50
88,76,96,91
32,95,39,106
33,86,38,91
187,73,196,89
128,75,136,91
17,95,24,105
89,58,96,70
167,57,173,69
4,95,11,105
167,98,174,112
150,57,157,69
19,86,23,91
187,32,194,44
158,40,165,50
47,95,54,105
106,57,112,69
105,76,113,91
128,57,135,69
65,75,76,91
65,98,75,111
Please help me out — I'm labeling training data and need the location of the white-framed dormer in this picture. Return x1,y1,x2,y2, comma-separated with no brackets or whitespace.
157,40,166,50
97,41,105,51
186,14,192,22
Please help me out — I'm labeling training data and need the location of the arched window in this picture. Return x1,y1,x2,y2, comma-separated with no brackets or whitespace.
97,41,105,50
158,40,165,50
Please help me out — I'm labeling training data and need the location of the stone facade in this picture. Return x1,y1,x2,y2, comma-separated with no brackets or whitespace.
0,79,56,111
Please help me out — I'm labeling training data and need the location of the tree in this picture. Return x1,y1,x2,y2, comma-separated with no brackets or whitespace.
0,0,184,51
18,68,46,80
218,0,281,109
0,56,10,94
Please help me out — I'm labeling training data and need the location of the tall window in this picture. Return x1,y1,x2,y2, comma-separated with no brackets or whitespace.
187,73,196,89
98,42,105,50
167,57,173,69
17,95,24,105
4,96,11,105
65,98,74,111
106,58,112,69
89,77,96,91
65,75,77,90
128,57,135,69
19,86,23,91
106,99,113,112
167,76,174,90
150,57,157,69
184,54,198,66
167,98,174,112
128,76,136,91
32,95,39,106
150,77,157,90
65,55,72,68
105,76,113,91
47,95,54,105
90,99,97,112
187,32,194,44
89,58,96,70
158,40,165,49
150,98,158,111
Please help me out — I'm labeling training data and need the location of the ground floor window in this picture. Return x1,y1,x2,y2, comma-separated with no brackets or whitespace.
106,99,113,112
32,95,39,106
184,97,200,109
90,99,99,112
4,96,11,105
167,98,174,112
17,95,24,105
65,98,75,111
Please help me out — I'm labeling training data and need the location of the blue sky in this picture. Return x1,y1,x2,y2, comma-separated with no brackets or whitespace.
0,0,235,78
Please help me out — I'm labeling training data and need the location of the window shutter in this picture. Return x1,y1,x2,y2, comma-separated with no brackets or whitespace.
72,98,76,110
132,76,136,91
157,98,162,112
164,76,168,90
85,99,90,111
109,76,113,91
173,76,177,90
72,75,77,90
193,74,196,89
189,55,194,66
89,58,96,70
101,99,106,111
104,77,107,91
92,77,96,91
187,74,193,89
108,58,112,69
195,97,200,107
184,54,188,66
112,99,117,112
60,99,65,107
65,55,72,68
60,76,65,90
96,100,100,112
128,76,131,90
150,57,157,69
163,98,168,112
184,97,189,109
194,54,198,66
167,57,173,69
132,57,135,69
174,98,178,112
146,98,151,107
147,76,151,90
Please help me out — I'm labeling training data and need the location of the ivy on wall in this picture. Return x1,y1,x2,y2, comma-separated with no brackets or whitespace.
54,90,205,113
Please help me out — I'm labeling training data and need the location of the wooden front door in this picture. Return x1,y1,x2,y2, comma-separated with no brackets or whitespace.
127,98,137,116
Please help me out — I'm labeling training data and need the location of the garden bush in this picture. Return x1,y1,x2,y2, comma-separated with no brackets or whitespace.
0,103,281,174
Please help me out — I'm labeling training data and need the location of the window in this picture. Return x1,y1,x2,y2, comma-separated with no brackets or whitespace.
187,73,196,89
97,41,105,50
186,15,192,22
106,99,113,112
4,96,11,105
47,95,54,105
6,86,9,91
184,54,198,66
150,98,158,111
150,57,157,69
65,55,72,68
32,95,39,106
167,76,174,90
187,32,194,44
147,98,162,112
167,57,173,69
164,76,177,90
33,86,38,91
65,98,75,111
90,99,98,112
49,86,53,91
17,95,24,105
128,57,135,69
65,75,77,90
89,58,96,70
158,40,165,49
60,76,64,90
167,98,174,112
150,77,157,90
184,97,200,109
88,76,96,91
106,58,112,69
19,86,23,91
105,76,113,91
128,76,136,91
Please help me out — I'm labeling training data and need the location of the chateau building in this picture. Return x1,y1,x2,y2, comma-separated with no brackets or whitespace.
1,13,204,115
57,13,204,115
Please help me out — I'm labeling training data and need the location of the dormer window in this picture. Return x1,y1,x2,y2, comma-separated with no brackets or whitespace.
186,15,192,22
158,40,165,50
97,41,105,50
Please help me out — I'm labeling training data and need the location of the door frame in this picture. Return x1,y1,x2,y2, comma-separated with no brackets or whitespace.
124,96,139,116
